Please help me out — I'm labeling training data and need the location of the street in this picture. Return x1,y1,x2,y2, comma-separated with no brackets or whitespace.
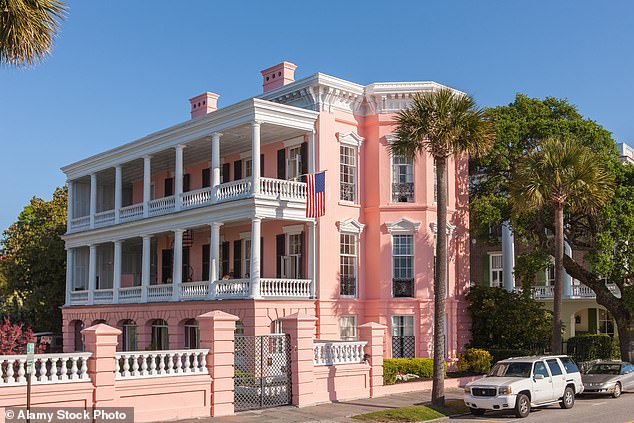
450,393,634,423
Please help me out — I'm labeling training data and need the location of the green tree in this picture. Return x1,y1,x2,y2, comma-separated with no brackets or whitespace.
0,187,67,331
0,0,67,67
391,88,494,406
471,94,634,361
510,138,614,353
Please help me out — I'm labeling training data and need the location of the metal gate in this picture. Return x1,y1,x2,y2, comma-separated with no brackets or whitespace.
234,334,292,411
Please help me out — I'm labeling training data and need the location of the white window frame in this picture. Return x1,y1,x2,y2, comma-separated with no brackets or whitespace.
337,132,363,204
339,315,358,341
391,154,414,203
339,233,358,298
240,232,251,277
546,258,555,286
244,158,253,178
489,253,504,288
287,145,302,181
391,234,414,296
281,225,304,279
391,315,414,337
339,144,357,202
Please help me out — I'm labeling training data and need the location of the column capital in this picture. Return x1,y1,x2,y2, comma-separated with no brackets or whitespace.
211,132,223,139
174,228,186,235
210,221,224,228
141,234,152,241
89,244,97,250
175,144,186,151
113,239,123,246
114,164,122,170
143,154,152,160
251,121,262,128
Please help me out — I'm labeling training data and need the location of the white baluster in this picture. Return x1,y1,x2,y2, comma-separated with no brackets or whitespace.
123,354,130,377
7,359,15,383
131,354,140,376
17,358,26,383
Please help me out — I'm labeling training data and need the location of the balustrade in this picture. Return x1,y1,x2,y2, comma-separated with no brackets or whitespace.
213,279,251,298
115,349,208,379
147,284,173,301
260,278,311,298
119,203,144,221
1,353,91,385
148,196,176,216
313,341,367,366
181,187,212,209
180,281,210,300
215,178,252,202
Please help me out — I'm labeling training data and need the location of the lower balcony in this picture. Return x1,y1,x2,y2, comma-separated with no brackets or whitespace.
517,281,621,300
69,278,313,305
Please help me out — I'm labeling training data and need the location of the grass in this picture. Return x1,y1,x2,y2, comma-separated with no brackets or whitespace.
351,399,468,422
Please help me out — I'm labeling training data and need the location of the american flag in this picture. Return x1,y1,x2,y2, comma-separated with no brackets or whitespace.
306,171,326,218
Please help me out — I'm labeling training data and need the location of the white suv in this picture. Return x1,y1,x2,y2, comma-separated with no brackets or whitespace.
463,355,584,418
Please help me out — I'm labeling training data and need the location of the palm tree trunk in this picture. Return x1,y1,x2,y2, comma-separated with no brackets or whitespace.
552,205,564,354
432,157,447,407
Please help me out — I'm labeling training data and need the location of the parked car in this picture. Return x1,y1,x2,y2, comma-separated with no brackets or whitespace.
34,332,64,353
464,355,583,418
581,361,634,398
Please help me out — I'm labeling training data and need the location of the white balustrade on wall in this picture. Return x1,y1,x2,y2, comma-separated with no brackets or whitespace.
215,178,252,202
115,349,208,379
1,353,91,385
148,196,176,216
70,215,90,230
181,187,212,209
260,279,312,298
94,210,115,227
313,341,367,366
179,281,210,300
259,178,307,201
213,279,251,299
119,203,144,221
118,286,143,303
147,284,173,301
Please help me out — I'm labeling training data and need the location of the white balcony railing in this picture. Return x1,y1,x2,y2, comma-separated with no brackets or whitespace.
119,203,144,221
525,281,622,300
215,178,252,202
260,278,311,298
179,281,210,300
93,289,114,304
259,177,307,201
313,341,367,366
148,195,176,216
213,279,251,299
147,284,173,301
1,353,92,385
115,349,208,379
70,215,90,230
119,286,143,303
70,290,89,305
181,187,212,209
94,210,115,227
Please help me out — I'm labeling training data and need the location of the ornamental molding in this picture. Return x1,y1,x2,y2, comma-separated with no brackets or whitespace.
337,131,364,147
337,218,365,234
431,222,457,235
385,218,421,234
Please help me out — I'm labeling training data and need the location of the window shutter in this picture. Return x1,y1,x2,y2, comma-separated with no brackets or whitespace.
300,231,305,279
222,163,231,183
233,240,242,278
277,149,286,180
164,178,174,197
183,174,191,192
234,160,242,180
202,168,210,188
221,241,230,277
202,244,210,281
260,154,265,177
276,234,285,278
260,236,264,276
300,142,308,177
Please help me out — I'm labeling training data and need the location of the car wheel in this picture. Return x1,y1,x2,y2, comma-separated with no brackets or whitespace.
612,383,622,399
514,393,530,418
560,386,575,409
470,407,486,416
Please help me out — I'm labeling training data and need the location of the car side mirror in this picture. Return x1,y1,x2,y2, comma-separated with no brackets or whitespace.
534,374,545,380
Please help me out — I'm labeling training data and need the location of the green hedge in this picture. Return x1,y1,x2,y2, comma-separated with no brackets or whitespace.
487,348,541,364
566,334,620,362
457,348,493,374
383,358,446,385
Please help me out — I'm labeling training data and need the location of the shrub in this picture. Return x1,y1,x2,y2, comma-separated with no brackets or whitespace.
566,335,620,363
487,348,536,364
457,348,493,374
383,358,446,385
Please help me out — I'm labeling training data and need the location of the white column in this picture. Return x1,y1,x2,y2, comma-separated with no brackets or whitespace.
114,165,122,224
563,241,573,298
251,122,261,194
208,222,222,299
65,248,74,305
307,129,316,173
141,235,151,302
143,155,152,217
88,244,97,304
211,132,221,194
67,180,74,230
175,145,184,210
89,173,97,229
501,220,515,292
172,229,184,301
250,217,262,299
113,240,122,304
307,221,316,298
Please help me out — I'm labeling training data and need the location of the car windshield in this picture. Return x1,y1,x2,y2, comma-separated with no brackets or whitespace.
586,364,621,375
487,362,532,378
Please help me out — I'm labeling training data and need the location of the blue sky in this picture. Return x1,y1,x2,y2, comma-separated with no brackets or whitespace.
1,0,633,232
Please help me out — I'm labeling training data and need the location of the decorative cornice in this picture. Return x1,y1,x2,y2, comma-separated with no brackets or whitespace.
385,218,421,234
431,222,457,235
337,131,364,147
337,218,365,234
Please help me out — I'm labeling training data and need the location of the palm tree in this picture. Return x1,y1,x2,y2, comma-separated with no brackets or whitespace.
510,137,614,354
1,0,67,68
391,88,494,406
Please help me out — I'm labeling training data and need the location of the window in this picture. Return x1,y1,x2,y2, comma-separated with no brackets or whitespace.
245,159,252,178
244,239,251,277
392,154,414,202
392,235,414,297
184,319,199,349
391,316,415,358
559,357,580,373
288,146,302,180
533,361,550,378
202,168,210,188
202,244,210,281
490,254,503,288
73,320,84,352
546,359,563,376
340,233,357,297
122,320,137,351
598,309,615,336
73,248,89,290
546,263,555,286
282,233,303,279
273,319,283,334
340,316,357,341
340,145,356,202
151,319,169,350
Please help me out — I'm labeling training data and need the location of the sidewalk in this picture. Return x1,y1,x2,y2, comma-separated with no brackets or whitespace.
179,388,464,423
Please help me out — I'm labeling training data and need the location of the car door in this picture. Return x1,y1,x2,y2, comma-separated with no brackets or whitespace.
546,359,567,400
532,361,554,404
623,364,634,389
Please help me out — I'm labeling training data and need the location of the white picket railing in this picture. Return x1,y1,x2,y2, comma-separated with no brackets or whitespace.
93,289,114,304
313,341,367,366
70,290,89,305
529,282,621,300
119,203,144,221
94,210,115,226
213,279,251,299
115,349,208,379
1,353,92,385
119,286,143,303
260,279,312,298
180,281,210,300
259,177,307,201
215,178,252,202
70,215,90,230
147,284,173,301
181,187,213,209
148,196,176,215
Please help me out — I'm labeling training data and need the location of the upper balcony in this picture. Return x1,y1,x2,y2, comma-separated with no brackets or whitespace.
516,280,621,300
63,98,318,235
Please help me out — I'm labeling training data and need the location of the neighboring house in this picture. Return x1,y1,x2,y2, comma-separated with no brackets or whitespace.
61,62,471,359
618,142,634,164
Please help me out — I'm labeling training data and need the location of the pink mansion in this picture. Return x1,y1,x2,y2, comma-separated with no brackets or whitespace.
61,62,471,359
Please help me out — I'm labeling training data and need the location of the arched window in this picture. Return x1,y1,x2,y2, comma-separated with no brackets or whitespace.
122,320,138,351
184,319,199,349
235,320,244,336
151,319,169,350
73,321,84,352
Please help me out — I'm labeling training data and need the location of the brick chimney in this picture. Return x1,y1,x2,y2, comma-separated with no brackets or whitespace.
189,92,220,119
261,62,297,93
